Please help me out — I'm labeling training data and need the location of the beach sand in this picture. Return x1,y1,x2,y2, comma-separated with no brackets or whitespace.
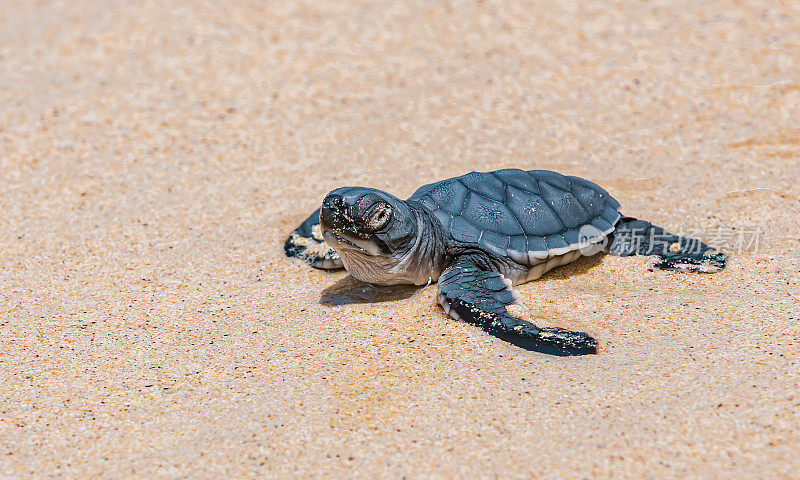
1,0,799,478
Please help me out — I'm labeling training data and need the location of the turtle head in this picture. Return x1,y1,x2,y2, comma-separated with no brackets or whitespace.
319,187,422,284
319,187,417,257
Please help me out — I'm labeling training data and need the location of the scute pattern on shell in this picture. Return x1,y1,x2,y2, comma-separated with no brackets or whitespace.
410,169,621,264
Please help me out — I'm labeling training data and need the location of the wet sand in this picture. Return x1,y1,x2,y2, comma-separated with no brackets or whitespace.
1,1,799,478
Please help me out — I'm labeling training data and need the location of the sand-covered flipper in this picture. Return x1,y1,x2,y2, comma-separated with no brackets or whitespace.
437,255,598,356
284,207,343,269
609,216,726,273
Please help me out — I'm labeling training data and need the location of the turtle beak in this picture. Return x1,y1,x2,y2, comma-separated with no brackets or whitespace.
322,230,382,256
319,192,385,256
320,189,368,233
319,193,345,230
319,205,337,232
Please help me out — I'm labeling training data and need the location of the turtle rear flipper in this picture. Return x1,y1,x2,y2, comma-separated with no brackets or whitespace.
610,216,726,273
284,208,344,270
438,255,597,356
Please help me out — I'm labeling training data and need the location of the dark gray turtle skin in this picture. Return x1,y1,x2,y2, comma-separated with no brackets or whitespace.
285,169,726,356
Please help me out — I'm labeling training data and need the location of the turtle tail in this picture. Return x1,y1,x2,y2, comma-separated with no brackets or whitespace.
609,216,726,273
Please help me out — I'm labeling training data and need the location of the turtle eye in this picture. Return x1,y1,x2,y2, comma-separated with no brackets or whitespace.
366,203,392,231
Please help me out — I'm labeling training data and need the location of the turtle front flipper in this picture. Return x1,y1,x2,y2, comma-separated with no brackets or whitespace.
284,208,344,270
609,217,726,273
437,255,597,356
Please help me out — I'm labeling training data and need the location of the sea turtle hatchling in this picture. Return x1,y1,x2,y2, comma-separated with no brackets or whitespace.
284,169,726,355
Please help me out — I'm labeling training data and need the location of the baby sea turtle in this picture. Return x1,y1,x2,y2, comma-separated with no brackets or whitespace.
285,169,726,355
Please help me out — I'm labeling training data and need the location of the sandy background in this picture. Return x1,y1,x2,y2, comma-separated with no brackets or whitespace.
1,0,799,478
